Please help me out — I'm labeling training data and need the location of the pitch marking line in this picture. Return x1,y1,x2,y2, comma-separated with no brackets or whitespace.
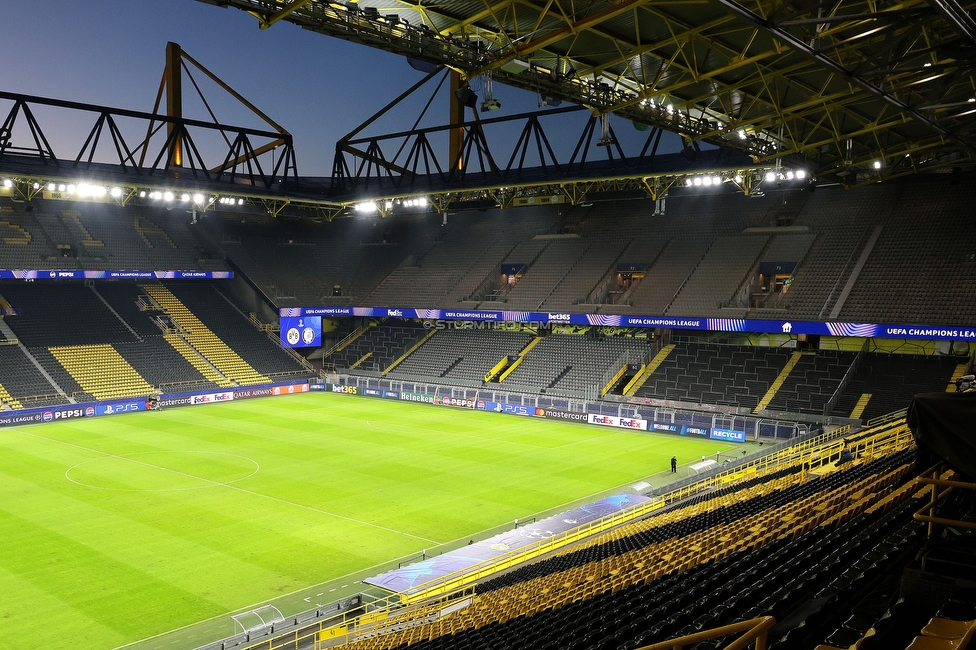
64,451,260,492
17,429,441,545
364,418,549,449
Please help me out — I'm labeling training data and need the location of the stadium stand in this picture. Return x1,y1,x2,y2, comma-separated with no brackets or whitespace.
0,282,139,348
833,353,965,420
538,238,631,311
665,234,769,316
500,333,653,397
633,340,793,410
502,238,592,310
622,238,712,314
0,344,66,407
764,350,857,415
386,328,535,386
330,424,927,650
163,282,312,379
837,178,976,325
326,322,430,373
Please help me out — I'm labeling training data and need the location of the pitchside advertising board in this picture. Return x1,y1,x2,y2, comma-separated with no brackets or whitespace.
0,381,310,427
0,270,232,279
282,306,976,341
325,384,748,441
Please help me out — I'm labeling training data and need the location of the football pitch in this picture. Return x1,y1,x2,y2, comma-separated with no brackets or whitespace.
0,392,741,650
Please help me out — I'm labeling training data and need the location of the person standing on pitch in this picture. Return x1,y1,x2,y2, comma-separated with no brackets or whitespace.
670,456,677,473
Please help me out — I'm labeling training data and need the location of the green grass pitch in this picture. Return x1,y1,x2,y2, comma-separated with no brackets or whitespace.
0,392,737,650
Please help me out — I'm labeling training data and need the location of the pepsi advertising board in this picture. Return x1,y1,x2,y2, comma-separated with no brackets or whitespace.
280,316,322,348
710,428,747,443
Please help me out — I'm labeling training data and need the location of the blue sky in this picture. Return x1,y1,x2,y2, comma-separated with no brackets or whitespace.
0,0,686,176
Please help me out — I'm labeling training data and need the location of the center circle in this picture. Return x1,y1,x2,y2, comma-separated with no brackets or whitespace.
65,451,259,492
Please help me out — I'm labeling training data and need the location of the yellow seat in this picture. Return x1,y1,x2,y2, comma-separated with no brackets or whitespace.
922,618,976,640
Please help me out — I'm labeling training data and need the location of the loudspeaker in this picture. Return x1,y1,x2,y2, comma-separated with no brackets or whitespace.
454,86,478,108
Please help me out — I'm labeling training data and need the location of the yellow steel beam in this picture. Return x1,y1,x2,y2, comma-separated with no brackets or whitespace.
468,0,665,77
258,0,315,29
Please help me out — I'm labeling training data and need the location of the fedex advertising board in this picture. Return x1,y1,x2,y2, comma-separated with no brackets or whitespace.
587,414,648,430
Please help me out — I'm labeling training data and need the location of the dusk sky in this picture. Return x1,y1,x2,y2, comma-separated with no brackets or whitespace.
0,0,686,176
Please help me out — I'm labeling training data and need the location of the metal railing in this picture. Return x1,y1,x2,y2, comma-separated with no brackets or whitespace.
638,616,776,650
865,408,908,428
913,463,976,536
823,337,869,417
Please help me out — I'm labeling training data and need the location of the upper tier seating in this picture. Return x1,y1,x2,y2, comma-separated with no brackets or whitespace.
837,178,976,325
0,282,138,348
164,282,312,379
666,234,769,316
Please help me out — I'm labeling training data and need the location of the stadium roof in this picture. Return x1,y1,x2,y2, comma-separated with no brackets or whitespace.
196,0,976,183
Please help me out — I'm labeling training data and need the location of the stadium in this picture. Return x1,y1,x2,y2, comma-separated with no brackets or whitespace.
1,1,976,650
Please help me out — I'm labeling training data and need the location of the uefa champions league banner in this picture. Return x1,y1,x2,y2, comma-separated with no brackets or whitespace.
0,270,233,279
281,306,976,341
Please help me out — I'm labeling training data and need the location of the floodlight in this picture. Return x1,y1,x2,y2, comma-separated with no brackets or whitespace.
139,191,146,198
702,176,712,186
734,175,743,184
693,177,702,186
163,191,174,201
181,193,190,202
193,194,205,204
764,171,776,182
110,187,122,198
2,179,11,188
712,176,721,185
796,170,807,179
685,179,693,187
238,199,244,205
873,161,882,169
480,99,501,111
738,130,747,140
58,184,66,192
786,171,794,180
